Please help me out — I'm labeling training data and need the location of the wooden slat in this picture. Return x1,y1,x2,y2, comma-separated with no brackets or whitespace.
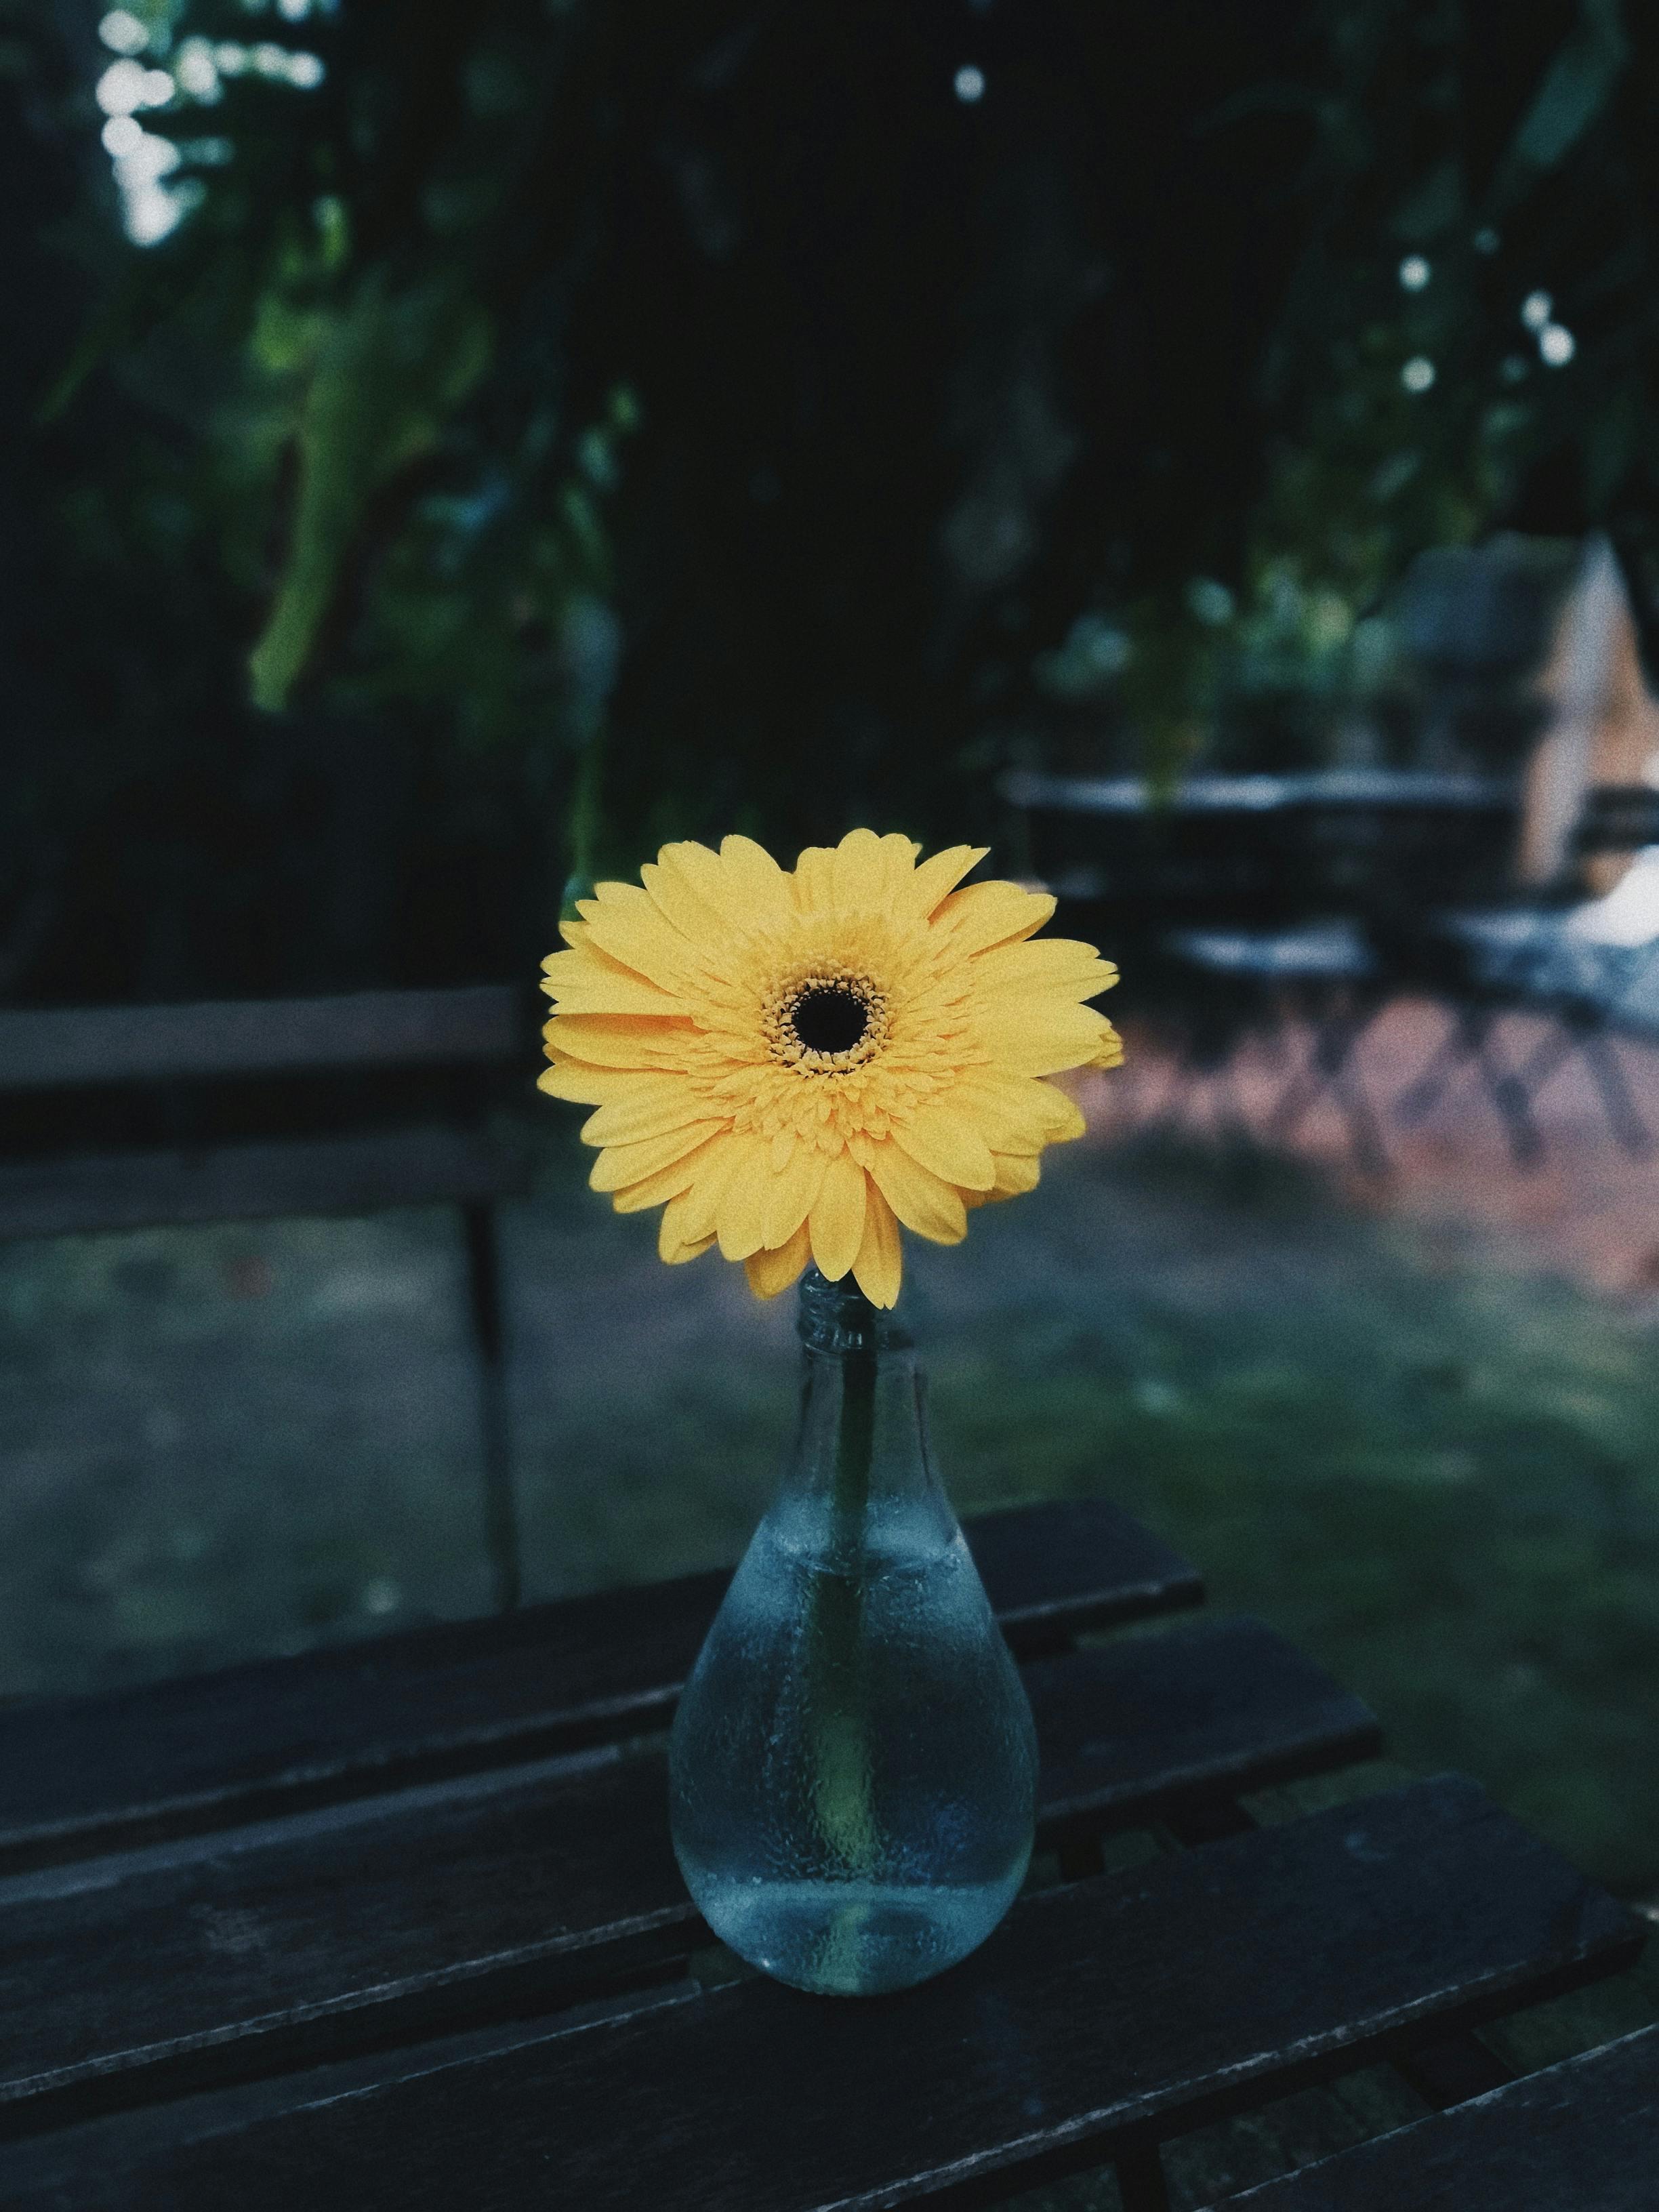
1215,2026,1659,2211
0,1500,1202,1875
1023,1615,1378,1842
0,987,522,1094
0,1777,1637,2211
0,1124,530,1241
0,1616,1376,2129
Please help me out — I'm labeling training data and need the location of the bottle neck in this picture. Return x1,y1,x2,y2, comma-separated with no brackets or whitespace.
779,1271,951,1544
795,1265,911,1359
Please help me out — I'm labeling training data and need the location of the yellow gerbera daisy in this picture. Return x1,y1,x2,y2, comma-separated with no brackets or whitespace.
537,828,1123,1307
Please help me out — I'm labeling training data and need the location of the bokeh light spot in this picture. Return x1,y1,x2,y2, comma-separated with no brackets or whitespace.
98,9,148,54
96,58,148,115
175,41,220,98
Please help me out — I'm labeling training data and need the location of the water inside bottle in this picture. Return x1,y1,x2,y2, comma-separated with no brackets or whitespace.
668,1486,1037,1996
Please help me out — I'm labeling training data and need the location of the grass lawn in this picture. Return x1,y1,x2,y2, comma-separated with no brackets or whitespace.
909,1134,1659,1904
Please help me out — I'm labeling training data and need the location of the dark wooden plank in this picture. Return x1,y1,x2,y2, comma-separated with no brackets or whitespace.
0,1616,1374,2129
1025,1614,1379,1842
0,1777,1638,2211
0,1500,1202,1874
0,987,523,1094
972,1497,1201,1656
1213,2026,1659,2211
0,1125,530,1242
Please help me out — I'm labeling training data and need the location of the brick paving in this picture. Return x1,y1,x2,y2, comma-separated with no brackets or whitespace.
1084,997,1659,1308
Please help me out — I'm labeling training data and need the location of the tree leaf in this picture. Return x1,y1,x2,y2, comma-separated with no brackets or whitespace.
1504,0,1628,180
249,274,492,712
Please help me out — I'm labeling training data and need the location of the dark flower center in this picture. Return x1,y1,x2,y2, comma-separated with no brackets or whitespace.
790,985,869,1055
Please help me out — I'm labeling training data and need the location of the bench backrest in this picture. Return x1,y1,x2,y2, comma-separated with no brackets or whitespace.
0,985,534,1246
0,985,524,1096
0,985,537,1612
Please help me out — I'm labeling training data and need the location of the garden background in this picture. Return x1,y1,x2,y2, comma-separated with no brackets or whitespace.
3,0,1659,1940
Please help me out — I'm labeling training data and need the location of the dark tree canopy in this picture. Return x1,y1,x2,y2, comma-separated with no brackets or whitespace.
2,0,1655,1002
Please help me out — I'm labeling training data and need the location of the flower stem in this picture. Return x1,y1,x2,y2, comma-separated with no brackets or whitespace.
832,1339,877,1530
811,1321,880,1870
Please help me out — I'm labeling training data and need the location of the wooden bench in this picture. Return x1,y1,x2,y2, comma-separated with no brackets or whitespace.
0,1496,1646,2209
0,985,533,1609
1214,2024,1659,2210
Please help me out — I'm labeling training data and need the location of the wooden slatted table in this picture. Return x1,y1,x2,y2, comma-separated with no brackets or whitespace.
0,1498,1647,2210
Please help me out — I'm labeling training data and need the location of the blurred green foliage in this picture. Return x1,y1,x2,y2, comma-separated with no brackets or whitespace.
2,0,1658,998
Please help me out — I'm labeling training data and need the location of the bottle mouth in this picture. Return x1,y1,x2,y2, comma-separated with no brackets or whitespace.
796,1266,912,1354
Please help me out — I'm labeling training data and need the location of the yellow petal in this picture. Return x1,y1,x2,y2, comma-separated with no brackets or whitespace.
588,1121,728,1191
851,1179,902,1307
970,936,1118,1000
853,832,922,907
762,1142,829,1249
544,975,685,1019
715,834,794,924
946,1071,1075,1152
933,879,1054,957
808,1149,867,1279
655,841,745,928
541,943,685,1019
1044,1084,1088,1141
791,844,838,912
867,1143,968,1244
609,1133,724,1213
878,833,924,896
545,1013,695,1068
640,856,730,946
1089,1022,1126,1069
745,1222,812,1300
897,844,987,918
976,999,1117,1078
892,1104,996,1191
582,1080,724,1148
990,1150,1042,1199
576,882,700,993
672,1130,766,1246
969,1076,1085,1148
830,827,888,910
715,1135,773,1260
659,1202,717,1264
537,1061,649,1107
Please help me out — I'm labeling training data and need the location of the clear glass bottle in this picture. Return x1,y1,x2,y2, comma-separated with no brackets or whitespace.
668,1267,1038,1996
